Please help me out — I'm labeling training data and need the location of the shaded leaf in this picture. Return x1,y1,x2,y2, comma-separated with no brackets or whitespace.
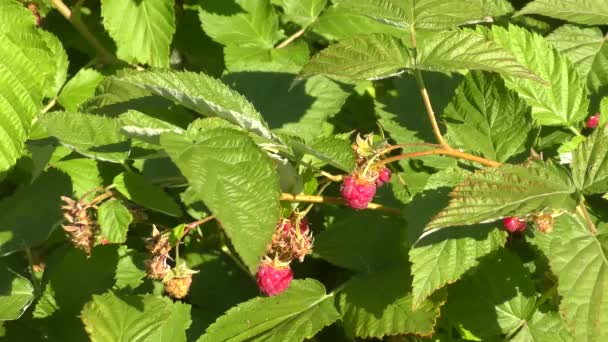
113,172,182,217
98,200,133,244
0,266,34,321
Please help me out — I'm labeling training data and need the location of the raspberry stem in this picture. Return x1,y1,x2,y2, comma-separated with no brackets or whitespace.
280,193,401,215
379,148,502,168
576,200,597,235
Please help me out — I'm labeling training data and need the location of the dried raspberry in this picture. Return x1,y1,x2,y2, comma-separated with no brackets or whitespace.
164,274,193,299
534,214,554,233
503,217,526,233
341,175,376,209
375,167,391,187
586,114,600,129
267,217,313,262
256,259,293,296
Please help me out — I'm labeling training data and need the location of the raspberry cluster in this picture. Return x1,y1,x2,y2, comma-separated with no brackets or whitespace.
256,216,314,296
341,166,391,209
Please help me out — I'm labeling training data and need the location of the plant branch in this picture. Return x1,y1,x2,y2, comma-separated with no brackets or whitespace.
380,148,502,168
50,0,118,64
414,69,449,147
379,142,440,155
183,215,216,237
280,193,401,215
276,26,306,49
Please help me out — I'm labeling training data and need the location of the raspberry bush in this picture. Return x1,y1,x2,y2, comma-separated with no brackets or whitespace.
1,0,608,341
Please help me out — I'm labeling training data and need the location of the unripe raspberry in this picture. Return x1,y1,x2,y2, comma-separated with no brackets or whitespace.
164,274,193,299
375,167,391,186
586,113,600,129
256,260,293,296
534,214,554,233
341,175,376,209
503,217,526,233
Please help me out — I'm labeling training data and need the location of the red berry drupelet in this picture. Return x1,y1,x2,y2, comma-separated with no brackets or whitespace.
586,113,600,129
503,217,527,233
375,167,392,187
256,259,293,296
341,175,377,209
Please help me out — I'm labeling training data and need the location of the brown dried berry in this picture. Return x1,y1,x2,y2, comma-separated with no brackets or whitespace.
534,214,555,233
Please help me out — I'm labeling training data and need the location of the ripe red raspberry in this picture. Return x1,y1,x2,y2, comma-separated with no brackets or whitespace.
375,167,391,186
586,113,600,129
256,260,293,296
503,217,526,233
341,175,376,209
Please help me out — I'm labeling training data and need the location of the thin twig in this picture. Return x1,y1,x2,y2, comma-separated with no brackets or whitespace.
50,0,118,64
276,27,306,49
414,70,449,147
183,215,216,237
280,193,401,215
379,142,440,155
321,171,344,182
380,148,502,168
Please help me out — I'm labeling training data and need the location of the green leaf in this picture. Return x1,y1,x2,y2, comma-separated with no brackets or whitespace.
427,161,577,230
51,155,102,200
339,0,488,30
530,214,608,342
58,68,105,112
490,25,589,127
417,29,543,82
114,246,146,290
101,0,175,66
41,111,130,163
146,301,191,342
546,25,608,95
33,246,119,340
224,43,309,73
39,30,69,99
0,266,34,321
300,33,412,81
0,8,56,172
296,135,356,172
161,128,280,272
444,250,540,339
81,292,175,342
0,169,71,256
198,279,339,342
199,0,282,49
572,124,608,194
444,72,533,162
281,0,327,26
518,0,608,26
312,6,405,41
410,224,507,308
113,172,182,217
97,200,133,244
117,70,275,140
315,209,408,273
338,267,445,338
511,310,572,342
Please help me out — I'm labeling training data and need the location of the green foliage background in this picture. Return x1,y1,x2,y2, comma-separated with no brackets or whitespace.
1,0,608,341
